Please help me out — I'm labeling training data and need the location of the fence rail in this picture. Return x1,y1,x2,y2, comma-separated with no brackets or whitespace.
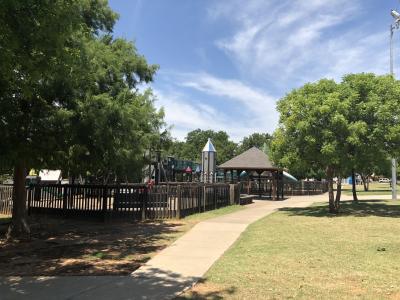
240,180,328,197
283,181,328,196
0,183,235,221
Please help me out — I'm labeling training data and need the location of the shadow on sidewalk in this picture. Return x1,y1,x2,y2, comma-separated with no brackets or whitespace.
0,267,236,300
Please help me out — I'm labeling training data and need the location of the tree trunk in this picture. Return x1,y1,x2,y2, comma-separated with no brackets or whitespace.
327,166,339,213
351,168,358,202
361,174,369,191
335,176,342,205
7,164,30,240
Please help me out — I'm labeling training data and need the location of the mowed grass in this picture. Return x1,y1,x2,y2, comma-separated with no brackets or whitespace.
182,200,400,299
342,182,398,196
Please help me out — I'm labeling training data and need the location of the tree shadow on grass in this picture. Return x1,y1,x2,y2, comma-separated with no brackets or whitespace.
279,200,400,218
0,217,184,276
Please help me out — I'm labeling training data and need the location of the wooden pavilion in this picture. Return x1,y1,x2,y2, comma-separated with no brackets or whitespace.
218,147,284,200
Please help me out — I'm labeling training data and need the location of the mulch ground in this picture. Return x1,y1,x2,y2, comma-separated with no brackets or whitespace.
0,216,184,276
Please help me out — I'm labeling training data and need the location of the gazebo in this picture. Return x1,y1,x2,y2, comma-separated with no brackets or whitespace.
218,147,284,200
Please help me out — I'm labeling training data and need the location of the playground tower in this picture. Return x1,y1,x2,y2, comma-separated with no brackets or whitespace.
201,138,216,183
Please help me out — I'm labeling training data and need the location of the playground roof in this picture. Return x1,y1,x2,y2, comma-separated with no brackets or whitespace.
218,147,280,171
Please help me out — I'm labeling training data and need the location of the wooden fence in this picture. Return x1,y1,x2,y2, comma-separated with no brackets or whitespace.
240,180,328,197
240,180,274,196
153,183,231,218
283,181,328,196
0,185,13,215
0,183,235,221
0,180,327,220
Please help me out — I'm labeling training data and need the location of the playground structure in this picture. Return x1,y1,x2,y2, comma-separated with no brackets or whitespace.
146,155,202,184
0,139,328,221
146,138,217,184
201,138,217,183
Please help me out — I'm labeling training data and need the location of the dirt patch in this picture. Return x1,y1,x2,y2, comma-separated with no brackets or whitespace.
0,216,184,276
177,281,236,300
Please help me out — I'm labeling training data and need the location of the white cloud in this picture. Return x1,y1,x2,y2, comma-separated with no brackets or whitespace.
152,0,392,142
210,0,389,89
179,72,275,114
153,88,230,141
153,72,279,142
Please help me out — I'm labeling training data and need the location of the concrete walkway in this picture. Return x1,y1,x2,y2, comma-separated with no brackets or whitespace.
0,193,392,300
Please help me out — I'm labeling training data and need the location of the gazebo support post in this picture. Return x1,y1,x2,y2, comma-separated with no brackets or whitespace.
224,170,227,183
230,170,234,183
258,171,262,198
272,170,277,201
237,169,242,184
278,171,282,200
268,174,272,199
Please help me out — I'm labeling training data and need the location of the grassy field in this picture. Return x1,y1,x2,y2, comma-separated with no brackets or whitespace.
182,200,400,299
0,205,244,276
341,182,397,196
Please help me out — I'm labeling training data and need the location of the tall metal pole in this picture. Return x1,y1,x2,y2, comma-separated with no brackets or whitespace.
390,24,397,200
391,25,394,75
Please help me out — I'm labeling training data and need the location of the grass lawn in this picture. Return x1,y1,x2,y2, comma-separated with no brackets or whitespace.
0,205,244,276
182,200,400,299
341,182,398,196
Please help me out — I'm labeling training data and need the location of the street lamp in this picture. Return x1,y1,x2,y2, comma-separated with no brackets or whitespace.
390,9,399,200
392,9,400,20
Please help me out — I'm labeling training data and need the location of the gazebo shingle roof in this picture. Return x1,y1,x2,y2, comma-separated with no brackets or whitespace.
218,147,280,170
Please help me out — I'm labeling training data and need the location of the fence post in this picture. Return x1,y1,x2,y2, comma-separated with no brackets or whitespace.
176,185,181,219
229,184,236,205
214,186,217,209
198,185,201,213
142,187,148,221
27,186,32,216
62,185,68,216
102,187,108,222
203,185,206,212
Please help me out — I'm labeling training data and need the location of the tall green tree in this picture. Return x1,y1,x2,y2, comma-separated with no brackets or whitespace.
373,76,400,161
169,129,237,165
272,74,400,213
340,73,400,194
62,36,161,183
0,0,116,237
271,79,350,213
0,0,163,238
237,133,272,155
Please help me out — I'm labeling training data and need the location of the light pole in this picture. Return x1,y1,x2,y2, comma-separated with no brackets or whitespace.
390,9,399,200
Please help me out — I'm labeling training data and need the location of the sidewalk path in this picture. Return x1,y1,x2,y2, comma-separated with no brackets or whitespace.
0,193,392,300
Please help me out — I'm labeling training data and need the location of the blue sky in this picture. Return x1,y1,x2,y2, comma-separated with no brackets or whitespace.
109,0,398,142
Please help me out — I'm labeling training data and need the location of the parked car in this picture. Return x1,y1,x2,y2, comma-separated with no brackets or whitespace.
378,178,390,183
